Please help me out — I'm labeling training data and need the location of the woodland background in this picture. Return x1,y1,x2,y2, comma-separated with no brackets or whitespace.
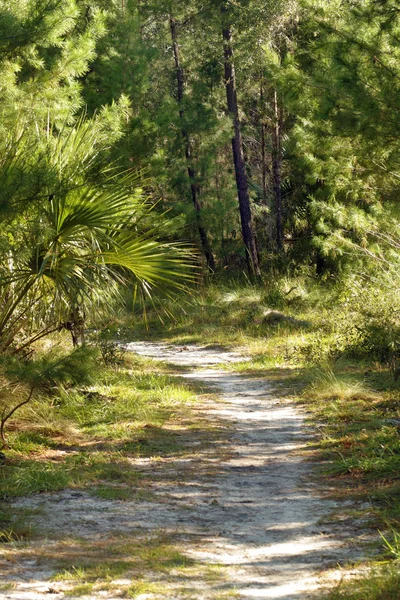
1,2,400,597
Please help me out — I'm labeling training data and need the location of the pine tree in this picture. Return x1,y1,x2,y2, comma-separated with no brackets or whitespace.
262,0,400,272
0,0,110,215
169,12,216,272
219,2,260,277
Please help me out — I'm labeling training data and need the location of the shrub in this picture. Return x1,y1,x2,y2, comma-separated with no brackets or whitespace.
0,347,98,447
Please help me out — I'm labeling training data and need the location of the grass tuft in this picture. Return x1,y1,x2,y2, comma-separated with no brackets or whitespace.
307,369,380,403
327,564,400,599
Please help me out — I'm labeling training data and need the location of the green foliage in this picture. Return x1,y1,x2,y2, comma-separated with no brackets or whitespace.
0,118,193,354
0,346,98,447
1,347,97,391
324,274,400,369
97,340,125,367
381,530,400,562
4,0,399,280
0,0,106,132
263,0,400,272
0,0,194,357
1,461,71,498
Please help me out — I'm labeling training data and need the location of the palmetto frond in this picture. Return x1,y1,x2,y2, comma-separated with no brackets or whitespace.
0,119,194,353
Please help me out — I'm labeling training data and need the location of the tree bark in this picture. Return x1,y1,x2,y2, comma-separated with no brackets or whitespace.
221,6,261,278
260,79,268,202
272,88,284,251
1,387,34,449
169,15,215,273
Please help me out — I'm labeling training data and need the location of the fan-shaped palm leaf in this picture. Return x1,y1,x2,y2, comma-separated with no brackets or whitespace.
0,119,194,353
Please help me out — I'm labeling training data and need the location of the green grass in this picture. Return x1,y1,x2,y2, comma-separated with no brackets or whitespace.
0,363,200,496
0,349,211,552
35,533,232,598
54,560,131,582
0,451,144,500
123,280,315,346
302,367,400,486
126,581,165,598
296,365,400,596
326,564,400,599
64,582,94,596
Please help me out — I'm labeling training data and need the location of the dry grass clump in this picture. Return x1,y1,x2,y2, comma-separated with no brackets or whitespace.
307,369,381,403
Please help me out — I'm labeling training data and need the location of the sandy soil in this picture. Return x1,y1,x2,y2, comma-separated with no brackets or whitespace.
0,343,373,599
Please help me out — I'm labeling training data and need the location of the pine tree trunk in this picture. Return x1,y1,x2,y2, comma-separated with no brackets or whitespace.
169,15,215,273
272,88,283,251
221,6,261,278
260,77,274,247
260,79,268,202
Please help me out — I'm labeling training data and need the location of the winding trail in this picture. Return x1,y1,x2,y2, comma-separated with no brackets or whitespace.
1,342,370,599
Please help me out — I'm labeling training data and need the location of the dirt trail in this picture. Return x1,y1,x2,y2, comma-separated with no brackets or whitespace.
1,343,371,599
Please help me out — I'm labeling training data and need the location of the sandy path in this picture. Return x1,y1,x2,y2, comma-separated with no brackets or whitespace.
1,343,370,599
122,343,368,598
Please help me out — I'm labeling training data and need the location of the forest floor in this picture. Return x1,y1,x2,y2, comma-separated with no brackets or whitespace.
0,342,376,600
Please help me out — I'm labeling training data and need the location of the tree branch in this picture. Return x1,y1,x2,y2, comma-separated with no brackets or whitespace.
1,387,34,449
